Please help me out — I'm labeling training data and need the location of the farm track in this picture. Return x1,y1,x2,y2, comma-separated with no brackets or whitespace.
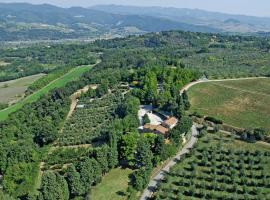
210,82,270,97
35,63,100,191
66,84,97,120
181,76,269,93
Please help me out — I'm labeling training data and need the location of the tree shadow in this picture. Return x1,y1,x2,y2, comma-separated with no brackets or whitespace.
116,191,126,196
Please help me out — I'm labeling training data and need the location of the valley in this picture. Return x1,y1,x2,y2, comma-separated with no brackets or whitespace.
0,3,270,199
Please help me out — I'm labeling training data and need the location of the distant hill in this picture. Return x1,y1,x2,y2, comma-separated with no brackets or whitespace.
0,3,219,41
92,5,270,33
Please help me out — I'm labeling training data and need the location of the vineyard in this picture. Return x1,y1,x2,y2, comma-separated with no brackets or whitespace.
153,132,270,199
57,90,123,146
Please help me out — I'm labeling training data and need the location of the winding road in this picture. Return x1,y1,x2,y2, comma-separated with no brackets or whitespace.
140,125,199,200
140,76,269,200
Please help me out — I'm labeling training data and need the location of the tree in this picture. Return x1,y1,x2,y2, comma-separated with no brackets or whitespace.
143,71,158,103
39,171,69,200
33,122,57,146
120,132,139,167
95,145,109,174
182,91,191,110
254,128,267,141
143,114,150,125
132,168,152,191
0,191,15,200
96,79,108,97
91,159,102,184
177,116,193,134
65,164,84,197
153,134,165,157
135,137,153,169
169,128,182,145
55,173,69,200
118,96,140,117
107,131,119,169
76,158,95,192
122,115,138,133
175,96,185,119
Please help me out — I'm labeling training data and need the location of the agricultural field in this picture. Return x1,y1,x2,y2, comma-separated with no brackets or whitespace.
90,168,133,200
188,78,270,129
58,90,123,146
153,132,270,199
0,73,45,104
0,65,93,121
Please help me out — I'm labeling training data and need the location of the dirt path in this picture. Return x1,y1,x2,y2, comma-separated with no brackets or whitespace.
210,82,270,97
180,76,269,94
66,84,97,119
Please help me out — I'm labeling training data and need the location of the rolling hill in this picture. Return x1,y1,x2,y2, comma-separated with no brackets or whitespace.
0,3,219,41
92,5,270,33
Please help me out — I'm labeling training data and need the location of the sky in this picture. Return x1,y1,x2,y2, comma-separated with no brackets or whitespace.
0,0,270,17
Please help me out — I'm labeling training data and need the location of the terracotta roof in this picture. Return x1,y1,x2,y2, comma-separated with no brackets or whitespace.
155,125,169,135
164,117,178,126
143,124,157,131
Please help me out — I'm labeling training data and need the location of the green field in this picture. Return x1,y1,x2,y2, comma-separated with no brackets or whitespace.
188,78,270,129
0,73,45,104
90,168,133,200
154,132,270,199
0,65,93,121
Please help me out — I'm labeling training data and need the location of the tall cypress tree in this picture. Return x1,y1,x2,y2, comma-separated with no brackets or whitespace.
96,145,109,174
135,137,153,170
65,164,84,197
76,158,95,193
39,171,69,200
182,90,191,110
108,131,119,169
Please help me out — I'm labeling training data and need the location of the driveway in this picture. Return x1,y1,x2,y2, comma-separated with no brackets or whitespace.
140,124,199,200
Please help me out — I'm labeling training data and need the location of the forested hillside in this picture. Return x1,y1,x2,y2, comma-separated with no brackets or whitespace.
0,3,218,41
0,30,269,199
1,30,270,82
92,5,270,33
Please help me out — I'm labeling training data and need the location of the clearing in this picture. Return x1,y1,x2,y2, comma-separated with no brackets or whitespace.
90,168,133,200
0,73,45,104
188,78,270,129
0,64,93,121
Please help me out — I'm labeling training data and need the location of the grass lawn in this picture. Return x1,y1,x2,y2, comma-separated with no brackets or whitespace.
188,78,270,129
90,168,133,200
0,73,45,104
0,65,93,121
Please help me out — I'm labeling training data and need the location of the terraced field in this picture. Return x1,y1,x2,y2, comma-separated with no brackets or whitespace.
188,78,270,129
58,91,123,146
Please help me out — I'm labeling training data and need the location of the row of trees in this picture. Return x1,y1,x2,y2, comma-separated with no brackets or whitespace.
154,132,270,199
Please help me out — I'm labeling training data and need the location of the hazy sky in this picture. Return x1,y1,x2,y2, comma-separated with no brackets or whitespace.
0,0,270,17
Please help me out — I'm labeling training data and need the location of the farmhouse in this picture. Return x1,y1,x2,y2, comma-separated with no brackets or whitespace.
162,117,178,129
143,124,169,137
